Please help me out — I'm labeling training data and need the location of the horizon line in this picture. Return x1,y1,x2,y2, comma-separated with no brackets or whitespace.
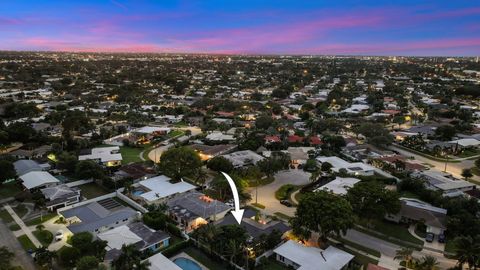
0,49,478,59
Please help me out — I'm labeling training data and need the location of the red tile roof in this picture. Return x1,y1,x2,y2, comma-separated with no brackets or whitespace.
288,135,304,143
309,136,322,145
265,135,281,143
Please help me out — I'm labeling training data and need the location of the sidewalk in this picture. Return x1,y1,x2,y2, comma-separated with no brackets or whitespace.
4,204,41,248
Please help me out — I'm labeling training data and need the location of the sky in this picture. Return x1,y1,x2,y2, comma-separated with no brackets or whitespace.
0,0,479,56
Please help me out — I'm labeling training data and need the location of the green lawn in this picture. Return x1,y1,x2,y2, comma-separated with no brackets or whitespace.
9,223,20,231
33,229,53,247
168,130,185,138
78,182,110,199
0,209,14,223
334,237,381,258
25,213,58,226
275,184,300,200
120,146,144,164
273,212,292,221
357,219,424,248
14,204,28,218
251,203,266,209
183,247,229,270
456,148,480,158
0,182,22,199
261,257,291,270
17,235,36,251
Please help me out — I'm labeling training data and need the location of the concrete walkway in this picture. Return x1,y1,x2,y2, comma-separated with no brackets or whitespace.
4,204,41,248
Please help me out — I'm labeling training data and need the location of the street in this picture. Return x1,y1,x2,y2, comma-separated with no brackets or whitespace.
248,169,311,217
0,219,37,270
147,126,202,163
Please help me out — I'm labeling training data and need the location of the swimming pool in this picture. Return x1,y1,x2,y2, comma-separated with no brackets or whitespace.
132,189,144,196
174,257,202,270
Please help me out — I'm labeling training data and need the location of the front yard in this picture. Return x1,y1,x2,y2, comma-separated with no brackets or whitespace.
119,146,145,164
0,182,22,200
357,219,424,247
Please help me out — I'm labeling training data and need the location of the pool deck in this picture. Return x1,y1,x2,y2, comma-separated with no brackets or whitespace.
171,252,209,270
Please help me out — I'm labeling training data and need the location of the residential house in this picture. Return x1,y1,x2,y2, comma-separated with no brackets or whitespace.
386,198,447,236
315,177,361,195
273,240,354,270
14,159,49,176
412,171,475,197
145,252,181,270
58,198,138,234
221,150,265,168
78,146,123,167
41,185,81,211
167,191,231,232
98,222,170,261
19,171,60,191
133,175,196,204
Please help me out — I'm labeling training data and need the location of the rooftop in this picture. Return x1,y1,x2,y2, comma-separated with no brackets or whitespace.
138,175,196,202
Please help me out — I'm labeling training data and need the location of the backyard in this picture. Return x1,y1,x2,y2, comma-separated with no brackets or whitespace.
78,182,110,199
119,146,145,164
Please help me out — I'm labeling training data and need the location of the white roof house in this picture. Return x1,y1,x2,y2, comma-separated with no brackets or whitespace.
273,240,354,270
19,171,60,190
137,175,196,203
413,171,475,197
449,138,480,147
146,253,181,270
78,146,123,166
316,177,360,195
221,150,265,168
133,126,171,134
98,225,142,250
316,156,396,179
205,131,235,142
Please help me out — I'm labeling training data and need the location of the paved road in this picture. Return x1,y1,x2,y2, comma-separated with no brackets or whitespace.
389,144,479,182
249,169,311,216
344,229,457,269
148,126,202,163
0,219,37,270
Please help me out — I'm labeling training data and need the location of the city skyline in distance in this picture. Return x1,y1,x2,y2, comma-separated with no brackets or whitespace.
0,0,479,56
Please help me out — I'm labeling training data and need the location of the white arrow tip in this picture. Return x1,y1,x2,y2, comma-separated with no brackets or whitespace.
231,209,244,224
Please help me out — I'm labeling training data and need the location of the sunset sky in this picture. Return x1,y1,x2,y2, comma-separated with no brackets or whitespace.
0,0,479,56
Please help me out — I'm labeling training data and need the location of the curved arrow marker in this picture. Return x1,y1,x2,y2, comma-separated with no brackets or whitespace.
221,172,244,224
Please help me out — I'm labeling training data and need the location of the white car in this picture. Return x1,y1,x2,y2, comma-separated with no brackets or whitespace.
55,230,64,241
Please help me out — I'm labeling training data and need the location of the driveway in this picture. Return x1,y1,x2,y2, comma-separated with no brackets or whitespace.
148,126,202,163
249,169,311,217
0,219,37,269
344,229,457,269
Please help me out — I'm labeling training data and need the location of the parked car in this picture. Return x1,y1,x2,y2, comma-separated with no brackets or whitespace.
438,234,445,243
425,233,434,243
55,230,64,241
280,200,293,207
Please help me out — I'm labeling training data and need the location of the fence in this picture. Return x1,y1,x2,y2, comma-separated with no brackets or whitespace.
65,179,94,187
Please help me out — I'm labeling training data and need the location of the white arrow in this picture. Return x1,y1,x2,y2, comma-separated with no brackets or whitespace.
221,172,244,224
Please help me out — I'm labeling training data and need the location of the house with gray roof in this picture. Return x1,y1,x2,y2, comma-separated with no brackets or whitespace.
98,222,170,261
216,209,290,240
14,159,45,176
59,198,138,234
41,184,81,211
167,191,231,232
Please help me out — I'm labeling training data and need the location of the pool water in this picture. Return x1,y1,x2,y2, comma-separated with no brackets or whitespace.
132,190,144,196
174,257,202,270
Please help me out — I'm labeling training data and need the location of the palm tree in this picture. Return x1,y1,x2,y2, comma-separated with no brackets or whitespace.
225,239,243,265
415,255,439,270
394,247,414,267
195,168,208,190
34,247,56,268
113,244,145,270
196,223,219,255
309,168,321,183
36,224,45,231
454,236,480,270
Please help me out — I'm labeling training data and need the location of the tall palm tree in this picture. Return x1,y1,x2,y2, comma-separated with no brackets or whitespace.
454,236,480,270
113,244,145,270
415,255,439,270
225,239,243,265
394,247,414,266
196,223,219,255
